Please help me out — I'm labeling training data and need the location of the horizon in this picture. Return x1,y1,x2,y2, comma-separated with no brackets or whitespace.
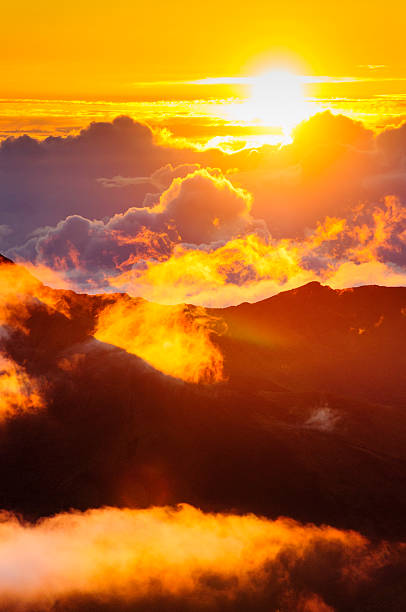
2,250,404,309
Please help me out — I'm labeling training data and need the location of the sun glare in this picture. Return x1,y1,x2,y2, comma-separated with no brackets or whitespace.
227,69,315,142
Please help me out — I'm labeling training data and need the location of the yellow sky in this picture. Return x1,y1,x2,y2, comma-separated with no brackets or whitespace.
2,0,406,148
2,0,406,98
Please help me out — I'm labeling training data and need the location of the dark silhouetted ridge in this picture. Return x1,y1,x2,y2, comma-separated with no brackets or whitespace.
0,253,14,265
0,273,406,541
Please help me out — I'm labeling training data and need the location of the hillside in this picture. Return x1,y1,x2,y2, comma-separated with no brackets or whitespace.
1,257,406,540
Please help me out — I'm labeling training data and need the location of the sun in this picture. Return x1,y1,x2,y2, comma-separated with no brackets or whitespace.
251,70,308,126
227,69,315,142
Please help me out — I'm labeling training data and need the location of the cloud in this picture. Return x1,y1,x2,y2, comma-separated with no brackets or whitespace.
0,257,72,330
8,183,406,306
2,111,406,251
3,112,406,305
0,116,234,248
292,110,374,149
9,168,258,293
151,168,253,243
234,111,406,236
0,352,44,420
97,162,202,194
0,253,226,384
0,117,180,245
0,503,403,611
376,120,406,164
0,225,11,239
304,404,340,432
94,299,225,383
105,196,406,306
105,167,254,246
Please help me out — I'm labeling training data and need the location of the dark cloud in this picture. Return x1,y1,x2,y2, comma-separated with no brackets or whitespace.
292,110,374,149
97,162,203,194
0,117,207,246
235,111,406,236
9,169,261,291
2,111,406,301
1,111,406,252
376,120,406,164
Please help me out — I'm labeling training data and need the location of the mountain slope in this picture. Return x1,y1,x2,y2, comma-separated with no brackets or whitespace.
1,258,406,540
215,281,406,406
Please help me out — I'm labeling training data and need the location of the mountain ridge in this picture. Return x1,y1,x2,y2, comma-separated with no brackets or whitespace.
1,255,406,538
3,251,406,308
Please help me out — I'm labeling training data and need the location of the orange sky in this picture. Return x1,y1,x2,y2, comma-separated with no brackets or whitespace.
1,1,406,147
2,0,406,98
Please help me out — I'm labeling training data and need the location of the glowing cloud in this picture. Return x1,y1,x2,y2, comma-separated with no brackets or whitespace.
0,503,400,611
108,196,406,307
94,299,225,383
0,259,72,331
4,116,406,308
0,352,44,420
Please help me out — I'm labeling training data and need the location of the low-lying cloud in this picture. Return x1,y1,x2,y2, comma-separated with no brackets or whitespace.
94,298,225,383
9,187,406,306
107,194,406,306
0,503,403,611
0,352,44,420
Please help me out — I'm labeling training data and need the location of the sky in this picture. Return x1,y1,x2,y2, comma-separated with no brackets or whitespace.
1,0,406,145
3,0,406,94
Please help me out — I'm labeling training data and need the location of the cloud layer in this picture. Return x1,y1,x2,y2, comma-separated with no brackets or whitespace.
10,190,406,307
0,503,403,611
3,111,406,305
